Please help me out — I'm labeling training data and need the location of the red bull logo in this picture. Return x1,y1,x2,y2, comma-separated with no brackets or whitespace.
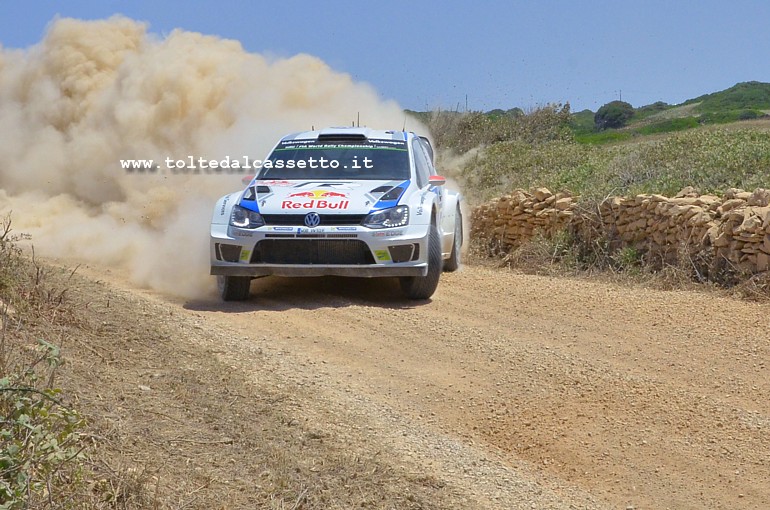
281,199,350,210
283,189,350,209
287,189,349,199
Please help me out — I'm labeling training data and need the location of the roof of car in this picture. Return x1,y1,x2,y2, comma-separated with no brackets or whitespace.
281,127,413,142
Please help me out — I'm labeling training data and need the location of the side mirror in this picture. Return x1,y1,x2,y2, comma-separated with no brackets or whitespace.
429,175,446,186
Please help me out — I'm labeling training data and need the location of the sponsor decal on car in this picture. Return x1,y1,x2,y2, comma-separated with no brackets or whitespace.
374,250,390,262
281,189,350,210
239,249,251,262
415,192,427,216
280,200,350,210
374,249,391,262
372,230,404,238
287,190,349,199
281,200,350,209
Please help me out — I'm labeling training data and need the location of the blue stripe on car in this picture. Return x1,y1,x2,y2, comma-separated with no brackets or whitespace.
238,201,259,212
238,196,260,213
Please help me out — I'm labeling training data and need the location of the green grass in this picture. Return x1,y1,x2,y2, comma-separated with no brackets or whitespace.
574,130,632,144
634,116,700,135
572,117,701,145
459,126,770,201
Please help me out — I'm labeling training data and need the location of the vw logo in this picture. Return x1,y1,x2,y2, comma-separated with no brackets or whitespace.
304,212,321,227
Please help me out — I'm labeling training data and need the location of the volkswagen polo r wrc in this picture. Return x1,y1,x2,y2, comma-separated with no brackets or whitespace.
210,127,463,301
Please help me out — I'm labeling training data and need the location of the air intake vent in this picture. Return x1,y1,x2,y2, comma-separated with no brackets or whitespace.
388,244,417,263
262,214,366,226
216,243,242,263
317,133,367,143
381,186,405,201
252,239,374,265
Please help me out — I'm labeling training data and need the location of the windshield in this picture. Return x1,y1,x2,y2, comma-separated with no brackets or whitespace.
257,138,410,180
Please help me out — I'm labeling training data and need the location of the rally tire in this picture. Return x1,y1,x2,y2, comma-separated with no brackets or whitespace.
218,275,251,301
443,207,462,272
400,223,442,300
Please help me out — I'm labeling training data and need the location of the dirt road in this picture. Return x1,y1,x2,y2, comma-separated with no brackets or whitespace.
67,263,770,509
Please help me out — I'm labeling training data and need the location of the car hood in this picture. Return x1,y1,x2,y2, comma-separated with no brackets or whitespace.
243,179,410,215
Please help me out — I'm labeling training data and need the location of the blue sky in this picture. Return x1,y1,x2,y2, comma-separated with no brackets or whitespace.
2,1,769,112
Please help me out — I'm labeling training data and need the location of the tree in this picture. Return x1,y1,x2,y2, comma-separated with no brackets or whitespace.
594,100,635,130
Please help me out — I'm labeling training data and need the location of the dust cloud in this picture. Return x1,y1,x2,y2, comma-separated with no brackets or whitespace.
0,16,420,298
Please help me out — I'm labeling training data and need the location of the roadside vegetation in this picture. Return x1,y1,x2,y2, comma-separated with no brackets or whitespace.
458,126,770,202
0,215,94,508
413,81,770,202
411,81,770,296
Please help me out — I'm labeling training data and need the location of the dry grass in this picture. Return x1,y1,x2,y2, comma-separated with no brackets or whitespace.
3,211,458,508
0,216,105,509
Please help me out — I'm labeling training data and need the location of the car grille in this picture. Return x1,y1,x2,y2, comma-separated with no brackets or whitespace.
251,239,375,265
261,214,366,226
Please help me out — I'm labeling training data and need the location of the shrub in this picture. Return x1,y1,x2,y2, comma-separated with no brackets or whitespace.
421,104,573,153
738,109,761,120
0,343,87,509
595,101,635,130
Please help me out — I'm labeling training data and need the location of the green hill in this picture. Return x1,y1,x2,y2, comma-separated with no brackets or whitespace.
683,81,770,112
405,81,770,148
575,81,770,143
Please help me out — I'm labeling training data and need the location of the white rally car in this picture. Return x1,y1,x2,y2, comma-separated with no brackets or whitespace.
210,127,462,301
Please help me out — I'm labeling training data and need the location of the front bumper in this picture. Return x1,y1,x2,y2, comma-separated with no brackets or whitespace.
211,265,426,278
210,222,430,278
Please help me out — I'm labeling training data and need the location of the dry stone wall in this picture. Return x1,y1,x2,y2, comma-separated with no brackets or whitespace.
472,186,770,275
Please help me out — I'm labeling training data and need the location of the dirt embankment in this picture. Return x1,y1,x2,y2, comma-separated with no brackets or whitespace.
56,263,770,509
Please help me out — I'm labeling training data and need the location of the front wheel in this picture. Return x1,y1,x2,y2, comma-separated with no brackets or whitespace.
217,275,251,301
400,224,442,300
443,207,462,272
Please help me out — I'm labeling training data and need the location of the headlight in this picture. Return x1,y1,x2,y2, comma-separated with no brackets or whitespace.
230,205,264,229
362,205,409,229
